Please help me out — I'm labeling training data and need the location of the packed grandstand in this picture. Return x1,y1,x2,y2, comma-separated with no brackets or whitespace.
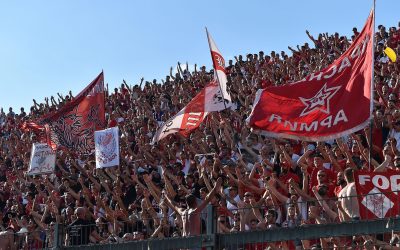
1,16,400,250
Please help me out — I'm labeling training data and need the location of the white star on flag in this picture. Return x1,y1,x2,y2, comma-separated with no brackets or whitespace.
299,83,341,117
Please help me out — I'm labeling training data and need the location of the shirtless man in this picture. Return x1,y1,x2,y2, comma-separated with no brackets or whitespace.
165,178,222,236
338,167,360,220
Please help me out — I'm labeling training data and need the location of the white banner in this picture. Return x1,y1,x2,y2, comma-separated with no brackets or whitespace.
28,143,56,175
95,127,119,168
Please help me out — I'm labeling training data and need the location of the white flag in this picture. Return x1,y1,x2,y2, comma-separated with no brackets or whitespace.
95,127,120,168
28,143,56,176
206,29,231,103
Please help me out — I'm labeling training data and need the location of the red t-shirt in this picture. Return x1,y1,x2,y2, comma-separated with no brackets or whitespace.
279,172,300,186
337,159,347,171
260,79,273,89
390,31,400,45
308,167,336,197
108,119,117,128
372,126,384,151
334,185,343,197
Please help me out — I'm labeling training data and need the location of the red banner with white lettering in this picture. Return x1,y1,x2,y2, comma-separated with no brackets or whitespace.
247,11,374,141
355,171,400,219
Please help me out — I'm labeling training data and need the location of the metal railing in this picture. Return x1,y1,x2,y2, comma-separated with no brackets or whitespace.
59,217,400,250
0,227,53,250
58,209,209,248
3,191,400,249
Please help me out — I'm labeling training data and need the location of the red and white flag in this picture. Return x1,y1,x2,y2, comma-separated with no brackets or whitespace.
152,81,227,143
41,72,105,153
152,30,232,143
355,171,400,219
247,11,374,141
206,29,231,103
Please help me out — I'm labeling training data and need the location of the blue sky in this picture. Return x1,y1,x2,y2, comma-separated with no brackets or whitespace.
0,0,399,112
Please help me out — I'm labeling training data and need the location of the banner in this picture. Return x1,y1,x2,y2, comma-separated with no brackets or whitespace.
247,11,374,141
355,171,400,219
20,121,47,142
152,81,227,143
28,143,56,175
95,127,119,168
41,72,105,153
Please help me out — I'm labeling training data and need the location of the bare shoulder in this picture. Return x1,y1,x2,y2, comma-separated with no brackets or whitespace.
187,208,197,214
338,185,348,197
347,183,358,195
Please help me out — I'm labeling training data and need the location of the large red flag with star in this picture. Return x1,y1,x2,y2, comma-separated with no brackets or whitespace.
247,11,374,141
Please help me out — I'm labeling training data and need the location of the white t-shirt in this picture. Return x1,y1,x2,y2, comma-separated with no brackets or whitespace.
226,194,241,211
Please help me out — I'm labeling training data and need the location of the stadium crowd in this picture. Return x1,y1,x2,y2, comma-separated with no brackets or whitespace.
1,21,400,250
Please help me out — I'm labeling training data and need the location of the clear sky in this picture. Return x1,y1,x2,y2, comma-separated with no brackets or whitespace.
0,0,399,112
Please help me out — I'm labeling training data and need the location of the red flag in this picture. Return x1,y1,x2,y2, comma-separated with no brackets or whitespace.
152,81,227,143
247,11,374,141
20,121,45,133
354,171,400,219
40,72,105,153
20,121,48,143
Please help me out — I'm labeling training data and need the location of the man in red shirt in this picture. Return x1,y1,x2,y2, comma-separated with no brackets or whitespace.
298,151,336,197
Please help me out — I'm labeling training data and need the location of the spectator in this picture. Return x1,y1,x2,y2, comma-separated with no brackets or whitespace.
2,18,400,249
164,178,222,236
338,168,360,220
66,207,97,246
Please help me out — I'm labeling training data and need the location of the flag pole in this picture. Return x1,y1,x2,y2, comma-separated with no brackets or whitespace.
205,27,228,110
369,0,376,171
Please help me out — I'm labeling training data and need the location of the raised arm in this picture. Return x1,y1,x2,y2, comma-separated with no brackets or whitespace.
194,178,222,213
297,149,312,169
305,30,319,46
289,178,313,201
163,190,182,216
266,179,289,204
163,171,177,198
312,186,338,221
142,174,161,203
374,153,391,172
201,167,214,192
219,186,238,207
